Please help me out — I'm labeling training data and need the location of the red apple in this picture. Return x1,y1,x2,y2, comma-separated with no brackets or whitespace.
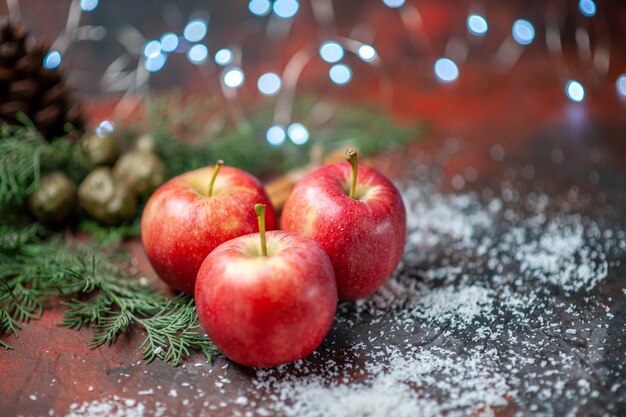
281,149,406,300
141,162,276,294
195,204,337,367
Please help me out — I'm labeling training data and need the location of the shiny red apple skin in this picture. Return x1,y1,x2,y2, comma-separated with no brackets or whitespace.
195,230,337,367
141,166,276,294
281,162,406,300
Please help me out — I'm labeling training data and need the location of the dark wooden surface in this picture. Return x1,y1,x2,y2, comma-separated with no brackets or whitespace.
2,1,626,416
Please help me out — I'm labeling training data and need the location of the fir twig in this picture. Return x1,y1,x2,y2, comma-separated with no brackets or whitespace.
77,219,141,246
0,223,44,250
136,293,218,365
0,123,88,210
0,228,216,364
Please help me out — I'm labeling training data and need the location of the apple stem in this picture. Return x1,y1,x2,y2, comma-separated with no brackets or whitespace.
208,160,224,197
345,148,358,199
255,204,268,257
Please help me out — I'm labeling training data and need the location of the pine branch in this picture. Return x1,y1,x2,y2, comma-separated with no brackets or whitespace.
90,308,134,347
0,228,216,364
61,295,112,330
0,265,56,348
0,223,44,250
0,306,23,338
0,230,62,349
135,293,217,365
0,123,88,210
77,219,141,246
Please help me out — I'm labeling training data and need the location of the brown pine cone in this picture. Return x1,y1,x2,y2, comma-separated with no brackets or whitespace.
0,18,84,139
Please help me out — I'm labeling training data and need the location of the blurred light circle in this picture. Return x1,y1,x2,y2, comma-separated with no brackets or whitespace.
214,48,233,66
616,74,626,97
257,73,282,96
579,0,596,17
160,33,179,53
329,64,352,85
96,119,115,137
434,58,458,83
266,125,286,146
566,80,585,102
490,144,505,161
183,19,208,42
187,44,208,64
224,67,245,88
512,19,535,45
273,0,299,19
287,123,309,145
319,41,344,63
143,40,162,58
467,14,488,36
249,0,271,16
80,0,98,12
144,53,167,72
383,0,405,8
357,44,377,62
43,50,62,69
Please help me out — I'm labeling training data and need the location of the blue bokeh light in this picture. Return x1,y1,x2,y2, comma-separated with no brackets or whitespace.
273,0,299,19
566,80,585,102
266,125,286,146
160,33,179,53
96,119,115,138
187,44,208,64
616,75,626,97
357,44,377,62
319,41,344,64
144,53,167,72
183,19,208,43
512,19,535,45
383,0,405,8
329,64,352,85
579,0,596,17
223,67,245,88
143,40,162,58
249,0,271,16
80,0,98,12
43,50,62,70
434,58,459,83
214,48,233,66
467,14,488,36
287,123,309,145
257,73,282,96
